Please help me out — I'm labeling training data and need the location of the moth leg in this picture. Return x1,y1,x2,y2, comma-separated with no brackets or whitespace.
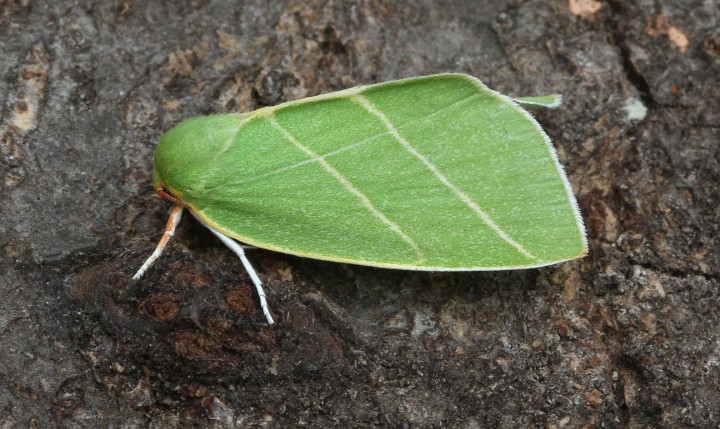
200,221,275,325
133,205,184,280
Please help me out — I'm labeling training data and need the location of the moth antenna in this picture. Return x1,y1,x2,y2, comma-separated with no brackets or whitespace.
133,205,184,280
197,216,275,325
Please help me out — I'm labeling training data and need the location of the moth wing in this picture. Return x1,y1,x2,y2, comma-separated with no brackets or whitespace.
187,74,586,270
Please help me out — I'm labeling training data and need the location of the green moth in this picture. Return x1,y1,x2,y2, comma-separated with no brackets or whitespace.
133,73,587,325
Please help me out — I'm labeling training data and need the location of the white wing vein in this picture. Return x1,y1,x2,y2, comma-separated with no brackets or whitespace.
268,115,424,262
350,94,540,263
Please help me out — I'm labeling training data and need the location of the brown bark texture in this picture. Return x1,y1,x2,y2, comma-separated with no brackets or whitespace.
1,1,718,427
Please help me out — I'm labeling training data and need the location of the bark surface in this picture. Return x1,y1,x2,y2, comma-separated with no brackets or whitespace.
1,1,718,427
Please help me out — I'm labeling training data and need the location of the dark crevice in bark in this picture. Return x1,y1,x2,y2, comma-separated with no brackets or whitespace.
605,0,656,107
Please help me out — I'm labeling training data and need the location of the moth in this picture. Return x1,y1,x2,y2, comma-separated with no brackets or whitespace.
133,73,587,324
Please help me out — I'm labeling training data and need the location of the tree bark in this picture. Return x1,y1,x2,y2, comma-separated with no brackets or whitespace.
1,1,718,427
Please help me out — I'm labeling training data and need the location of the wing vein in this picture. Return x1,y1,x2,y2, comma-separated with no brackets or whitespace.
268,114,425,262
350,93,540,263
222,131,377,187
219,95,482,188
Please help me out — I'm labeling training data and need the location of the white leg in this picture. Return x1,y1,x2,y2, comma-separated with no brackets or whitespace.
197,218,275,325
133,205,184,280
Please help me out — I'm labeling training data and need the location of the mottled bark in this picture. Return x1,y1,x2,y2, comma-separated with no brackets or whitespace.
1,1,718,427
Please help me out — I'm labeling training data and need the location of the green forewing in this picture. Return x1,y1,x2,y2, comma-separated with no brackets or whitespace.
153,74,586,270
